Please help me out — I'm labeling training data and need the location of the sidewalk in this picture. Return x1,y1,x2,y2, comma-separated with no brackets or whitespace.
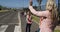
18,11,22,32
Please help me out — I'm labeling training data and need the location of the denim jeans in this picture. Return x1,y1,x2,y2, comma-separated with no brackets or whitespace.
26,23,31,32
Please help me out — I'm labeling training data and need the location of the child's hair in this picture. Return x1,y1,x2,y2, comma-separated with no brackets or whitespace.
27,11,31,15
46,0,58,22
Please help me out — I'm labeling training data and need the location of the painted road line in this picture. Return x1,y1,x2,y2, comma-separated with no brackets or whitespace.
18,11,22,32
14,26,21,32
0,25,8,32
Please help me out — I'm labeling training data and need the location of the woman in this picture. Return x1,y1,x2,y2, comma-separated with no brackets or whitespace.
29,0,58,32
26,11,32,32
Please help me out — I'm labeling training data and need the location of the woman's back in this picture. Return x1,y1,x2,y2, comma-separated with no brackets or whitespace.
39,11,54,32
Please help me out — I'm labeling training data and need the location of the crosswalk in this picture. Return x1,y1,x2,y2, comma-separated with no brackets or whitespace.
0,25,21,32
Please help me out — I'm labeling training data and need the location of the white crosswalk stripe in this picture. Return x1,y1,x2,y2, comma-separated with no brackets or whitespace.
0,25,21,32
14,26,21,32
0,25,8,32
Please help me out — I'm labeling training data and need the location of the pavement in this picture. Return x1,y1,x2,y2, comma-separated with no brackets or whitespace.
0,11,18,25
0,10,21,32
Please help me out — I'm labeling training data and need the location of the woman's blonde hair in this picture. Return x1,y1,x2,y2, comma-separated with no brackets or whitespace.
46,0,58,22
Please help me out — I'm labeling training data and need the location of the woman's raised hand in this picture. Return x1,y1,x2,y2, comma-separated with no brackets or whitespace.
29,0,33,6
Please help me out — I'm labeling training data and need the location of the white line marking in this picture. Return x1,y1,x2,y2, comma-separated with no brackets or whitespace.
0,25,8,32
17,11,22,32
14,26,21,32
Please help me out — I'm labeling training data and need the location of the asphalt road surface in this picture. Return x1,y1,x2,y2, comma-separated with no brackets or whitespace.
0,10,39,32
0,10,21,32
0,11,18,25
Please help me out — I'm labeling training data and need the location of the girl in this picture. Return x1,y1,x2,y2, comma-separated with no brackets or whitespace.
29,0,58,32
26,11,32,32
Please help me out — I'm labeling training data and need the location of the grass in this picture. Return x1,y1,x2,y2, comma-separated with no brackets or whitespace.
54,30,60,32
0,10,9,12
32,15,60,32
32,15,39,23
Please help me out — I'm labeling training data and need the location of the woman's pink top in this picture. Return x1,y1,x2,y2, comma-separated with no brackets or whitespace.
29,6,54,32
26,15,32,24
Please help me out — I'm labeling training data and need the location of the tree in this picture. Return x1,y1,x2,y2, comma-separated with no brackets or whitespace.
0,5,3,10
36,0,42,10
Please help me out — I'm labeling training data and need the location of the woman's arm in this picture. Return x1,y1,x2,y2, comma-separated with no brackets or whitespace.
29,6,44,16
29,0,46,17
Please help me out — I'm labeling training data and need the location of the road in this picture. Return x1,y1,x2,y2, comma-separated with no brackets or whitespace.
0,10,39,32
0,11,18,25
0,10,21,32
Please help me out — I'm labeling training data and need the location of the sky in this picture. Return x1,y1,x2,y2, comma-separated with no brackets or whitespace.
0,0,58,8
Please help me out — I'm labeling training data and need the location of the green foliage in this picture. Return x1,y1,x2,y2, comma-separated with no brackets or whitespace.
0,5,8,10
23,8,29,12
54,30,60,32
0,5,3,10
32,15,39,23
